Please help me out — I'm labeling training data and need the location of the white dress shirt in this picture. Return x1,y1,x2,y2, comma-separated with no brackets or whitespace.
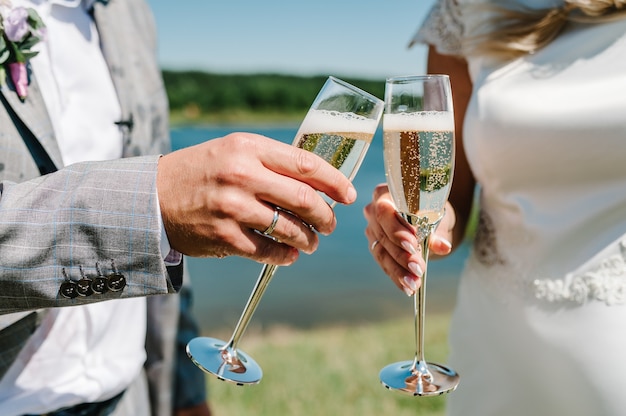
0,1,148,414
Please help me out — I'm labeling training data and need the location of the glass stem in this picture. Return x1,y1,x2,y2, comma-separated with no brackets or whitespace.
401,213,438,375
225,263,279,352
413,226,433,372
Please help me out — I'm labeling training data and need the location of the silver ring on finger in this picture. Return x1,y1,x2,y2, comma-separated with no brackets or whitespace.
262,207,280,236
370,239,379,251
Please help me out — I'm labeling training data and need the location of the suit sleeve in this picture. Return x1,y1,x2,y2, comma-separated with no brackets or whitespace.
0,154,179,314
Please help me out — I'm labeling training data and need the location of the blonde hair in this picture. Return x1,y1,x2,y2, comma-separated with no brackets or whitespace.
463,0,626,59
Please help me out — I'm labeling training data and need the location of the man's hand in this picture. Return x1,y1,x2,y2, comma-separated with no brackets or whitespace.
157,133,357,265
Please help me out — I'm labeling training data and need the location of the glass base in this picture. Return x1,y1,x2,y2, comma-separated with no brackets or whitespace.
186,337,262,385
379,360,459,396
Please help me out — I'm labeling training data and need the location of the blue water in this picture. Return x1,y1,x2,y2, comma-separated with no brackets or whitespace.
171,125,469,332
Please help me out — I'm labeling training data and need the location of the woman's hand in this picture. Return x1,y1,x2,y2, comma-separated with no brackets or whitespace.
363,184,455,296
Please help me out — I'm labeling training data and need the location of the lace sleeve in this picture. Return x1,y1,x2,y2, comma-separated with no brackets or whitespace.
409,0,465,57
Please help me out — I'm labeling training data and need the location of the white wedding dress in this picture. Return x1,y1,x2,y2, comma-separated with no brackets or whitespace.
416,1,626,415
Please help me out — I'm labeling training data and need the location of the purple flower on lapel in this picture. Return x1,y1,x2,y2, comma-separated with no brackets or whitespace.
4,6,29,42
0,2,46,100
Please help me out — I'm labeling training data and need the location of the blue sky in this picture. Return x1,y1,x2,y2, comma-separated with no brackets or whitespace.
146,0,435,80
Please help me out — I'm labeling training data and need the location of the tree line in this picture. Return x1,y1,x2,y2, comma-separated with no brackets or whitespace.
162,70,385,120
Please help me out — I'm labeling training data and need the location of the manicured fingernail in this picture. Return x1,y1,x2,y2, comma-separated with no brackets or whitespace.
347,186,357,202
403,275,417,292
408,262,423,278
403,286,414,296
401,240,417,255
440,237,452,251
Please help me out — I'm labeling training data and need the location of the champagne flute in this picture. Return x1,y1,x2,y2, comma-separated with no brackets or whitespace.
379,75,460,396
187,76,384,385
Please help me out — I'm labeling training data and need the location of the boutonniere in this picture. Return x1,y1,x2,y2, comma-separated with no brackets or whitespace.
0,1,45,100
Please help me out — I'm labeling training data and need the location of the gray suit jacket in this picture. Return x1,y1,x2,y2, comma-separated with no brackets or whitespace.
0,0,198,414
0,0,177,312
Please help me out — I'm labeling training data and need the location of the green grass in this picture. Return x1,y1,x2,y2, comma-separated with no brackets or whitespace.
205,314,451,416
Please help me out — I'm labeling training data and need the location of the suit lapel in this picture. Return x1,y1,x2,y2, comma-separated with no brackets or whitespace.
0,1,132,168
91,1,133,133
0,68,64,170
91,0,172,158
0,0,132,173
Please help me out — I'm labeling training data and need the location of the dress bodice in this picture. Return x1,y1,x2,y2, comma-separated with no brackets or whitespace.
465,17,626,304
